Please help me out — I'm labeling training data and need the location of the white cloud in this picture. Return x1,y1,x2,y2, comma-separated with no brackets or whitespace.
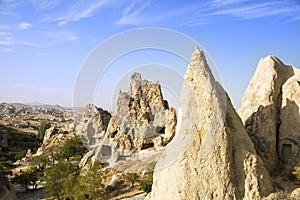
31,0,62,10
18,22,33,30
0,37,40,47
68,35,79,41
2,48,13,53
37,52,49,56
0,31,11,36
39,0,111,26
117,0,151,25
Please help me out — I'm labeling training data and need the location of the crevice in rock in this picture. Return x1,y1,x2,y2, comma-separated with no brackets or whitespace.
275,87,283,164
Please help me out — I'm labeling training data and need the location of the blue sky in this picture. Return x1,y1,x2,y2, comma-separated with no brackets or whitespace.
1,0,300,110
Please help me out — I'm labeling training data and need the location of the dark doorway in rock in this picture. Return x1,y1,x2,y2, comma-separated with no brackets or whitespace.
102,145,112,157
111,130,118,138
141,143,154,150
155,126,165,134
282,144,292,163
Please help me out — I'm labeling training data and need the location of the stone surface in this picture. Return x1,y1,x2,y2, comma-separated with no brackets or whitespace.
149,47,273,200
0,173,17,200
76,73,177,165
238,56,300,172
106,73,176,153
76,104,111,150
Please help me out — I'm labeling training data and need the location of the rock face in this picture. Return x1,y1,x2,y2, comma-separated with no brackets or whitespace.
238,56,300,172
35,124,76,156
0,173,17,200
76,104,111,149
76,73,176,165
106,73,176,152
149,48,273,200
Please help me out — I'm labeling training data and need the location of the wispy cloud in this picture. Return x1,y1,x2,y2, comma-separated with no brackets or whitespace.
117,0,152,25
210,2,297,19
1,48,13,53
31,0,62,10
0,37,40,47
17,22,33,30
40,0,111,26
0,31,11,36
37,52,49,56
179,0,300,26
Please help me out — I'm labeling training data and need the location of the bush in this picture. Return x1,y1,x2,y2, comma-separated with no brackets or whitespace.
140,172,153,193
15,149,27,160
12,167,42,192
125,173,139,188
292,166,300,182
37,121,51,141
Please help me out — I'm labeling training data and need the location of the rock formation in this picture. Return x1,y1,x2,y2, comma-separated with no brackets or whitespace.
106,73,176,152
35,124,76,156
148,47,273,200
76,73,177,165
76,104,112,149
238,56,300,173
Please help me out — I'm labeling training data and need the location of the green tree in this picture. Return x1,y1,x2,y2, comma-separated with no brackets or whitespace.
12,167,42,192
37,121,51,141
61,135,87,161
44,161,79,199
125,173,139,188
73,160,106,200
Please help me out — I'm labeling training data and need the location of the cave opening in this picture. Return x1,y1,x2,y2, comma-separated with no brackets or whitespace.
141,142,154,150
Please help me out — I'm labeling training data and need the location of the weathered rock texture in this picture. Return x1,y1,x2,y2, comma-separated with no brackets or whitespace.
106,73,176,153
76,104,111,149
35,124,76,156
149,48,273,200
76,73,176,165
238,56,300,173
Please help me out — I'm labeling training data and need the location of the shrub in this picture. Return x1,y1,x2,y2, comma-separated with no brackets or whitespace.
15,149,27,160
140,172,153,193
125,173,139,188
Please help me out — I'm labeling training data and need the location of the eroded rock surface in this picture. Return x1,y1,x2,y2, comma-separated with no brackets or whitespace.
76,73,177,165
238,56,300,173
149,48,273,200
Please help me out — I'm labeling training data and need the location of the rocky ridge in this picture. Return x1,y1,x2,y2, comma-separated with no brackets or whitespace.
148,48,273,200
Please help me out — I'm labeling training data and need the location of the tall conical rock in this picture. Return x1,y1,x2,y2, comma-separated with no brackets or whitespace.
238,56,300,173
148,48,273,200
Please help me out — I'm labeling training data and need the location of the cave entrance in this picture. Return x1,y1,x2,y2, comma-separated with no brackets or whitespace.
141,143,154,150
155,126,165,134
281,144,292,163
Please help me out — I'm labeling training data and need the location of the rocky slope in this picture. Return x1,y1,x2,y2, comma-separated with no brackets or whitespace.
148,48,273,200
76,73,176,165
238,56,300,174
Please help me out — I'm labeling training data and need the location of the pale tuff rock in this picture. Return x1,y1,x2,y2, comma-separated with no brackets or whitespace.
76,73,176,165
238,56,300,172
35,126,76,156
76,104,111,149
106,73,176,153
149,47,273,200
